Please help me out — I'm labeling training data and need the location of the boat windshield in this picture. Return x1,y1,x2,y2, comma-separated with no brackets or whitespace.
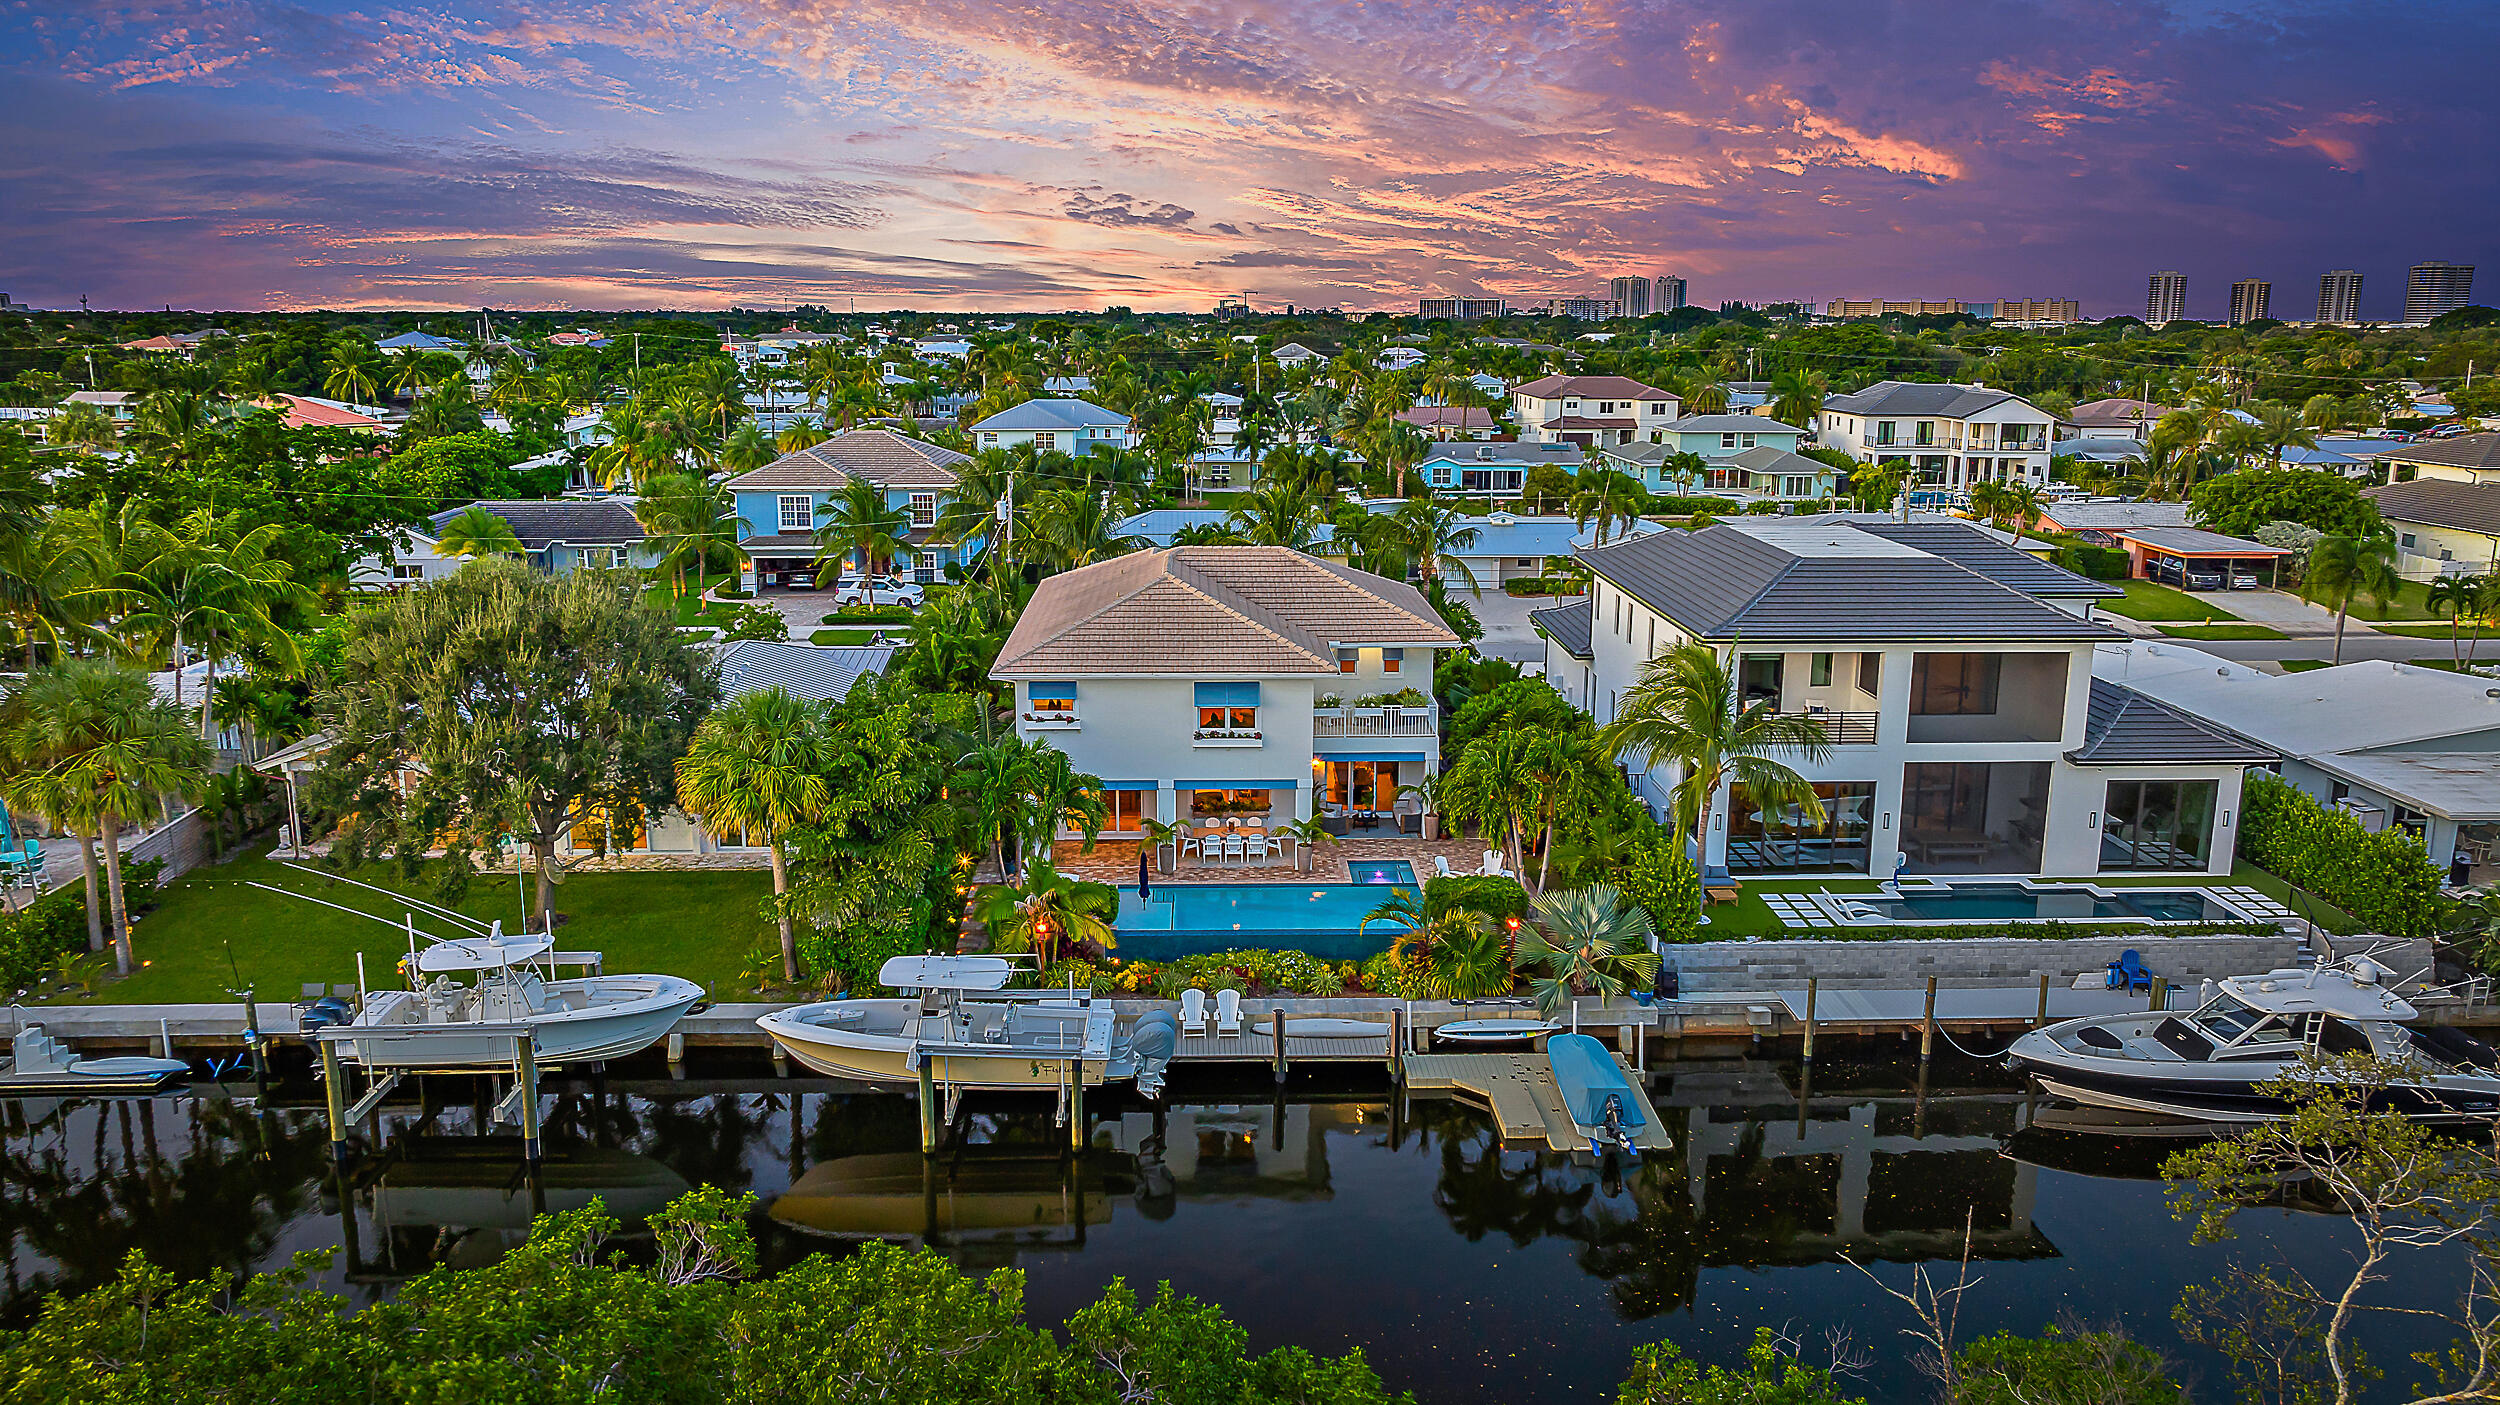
2192,998,2313,1050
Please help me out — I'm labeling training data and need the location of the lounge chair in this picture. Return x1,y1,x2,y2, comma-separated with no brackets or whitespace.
1434,854,1457,880
1702,863,1740,906
2106,949,2154,993
1480,850,1508,877
1179,988,1209,1036
1214,988,1243,1037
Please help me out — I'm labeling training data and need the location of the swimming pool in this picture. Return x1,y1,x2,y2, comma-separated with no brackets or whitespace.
1345,860,1420,887
1823,880,2252,925
1115,880,1413,960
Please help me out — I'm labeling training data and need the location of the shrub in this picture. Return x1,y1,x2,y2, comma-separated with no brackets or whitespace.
0,888,92,994
717,604,788,642
1618,839,1703,943
712,583,750,599
1350,687,1429,707
1423,874,1529,924
2051,543,2130,580
2236,772,2445,936
1501,577,1587,597
826,604,917,624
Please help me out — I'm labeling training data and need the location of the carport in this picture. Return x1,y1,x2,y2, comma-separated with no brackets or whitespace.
2113,526,2292,589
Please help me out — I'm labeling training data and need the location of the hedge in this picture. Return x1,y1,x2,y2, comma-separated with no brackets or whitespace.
2052,544,2130,580
2236,772,2445,936
1619,840,1704,944
1501,577,1586,597
1423,874,1530,924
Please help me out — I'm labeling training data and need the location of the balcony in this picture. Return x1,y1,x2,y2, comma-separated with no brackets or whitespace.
1777,710,1878,746
1313,705,1438,739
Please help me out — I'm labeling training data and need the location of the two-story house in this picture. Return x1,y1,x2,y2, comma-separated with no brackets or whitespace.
970,398,1132,456
350,500,655,588
1566,517,2265,879
991,547,1460,837
1816,382,2057,493
1511,376,1681,447
724,430,976,590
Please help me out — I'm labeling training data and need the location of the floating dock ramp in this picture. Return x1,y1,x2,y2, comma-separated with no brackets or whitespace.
1400,1050,1672,1153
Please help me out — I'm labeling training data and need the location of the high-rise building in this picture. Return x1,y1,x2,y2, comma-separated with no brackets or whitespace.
1609,277,1651,319
1654,275,1688,311
1418,297,1506,321
1552,297,1616,320
2146,271,2187,324
2228,279,2271,326
2316,270,2364,323
2405,262,2476,322
1993,298,2081,324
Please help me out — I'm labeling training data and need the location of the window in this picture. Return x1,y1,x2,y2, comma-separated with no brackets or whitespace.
1382,648,1403,675
1430,464,1453,486
1648,402,1668,414
1721,433,1738,449
1857,651,1881,694
1195,681,1259,730
981,432,998,444
1915,421,1936,446
1810,653,1834,687
778,494,813,532
2102,779,2218,871
1028,682,1077,715
2401,533,2418,550
1034,432,1058,451
918,550,941,579
1910,653,2001,715
908,492,936,528
1875,421,1897,445
1097,788,1151,834
1338,649,1358,674
391,563,423,582
1325,760,1398,810
1741,433,1757,448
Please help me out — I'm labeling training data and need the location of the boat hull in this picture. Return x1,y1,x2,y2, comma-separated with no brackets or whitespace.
336,977,705,1069
758,1008,1111,1091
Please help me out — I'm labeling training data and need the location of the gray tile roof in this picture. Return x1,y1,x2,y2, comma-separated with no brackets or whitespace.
708,640,895,702
1823,380,2029,419
969,397,1130,433
2115,526,2291,556
1849,520,2122,597
2068,678,2277,765
427,499,645,549
1579,522,2120,643
2369,433,2500,471
725,430,969,491
1726,444,1838,476
1529,600,1593,658
2367,479,2500,536
2036,500,2190,532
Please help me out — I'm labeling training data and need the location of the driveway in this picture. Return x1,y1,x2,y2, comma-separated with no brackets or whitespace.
2198,587,2342,636
1463,587,1556,666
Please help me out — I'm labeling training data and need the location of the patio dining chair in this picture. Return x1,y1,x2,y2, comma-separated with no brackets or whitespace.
1221,835,1246,864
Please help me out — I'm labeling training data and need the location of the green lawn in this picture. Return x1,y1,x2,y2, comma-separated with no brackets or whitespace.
61,846,775,1006
2101,579,2240,623
2279,660,2332,673
809,627,910,646
2370,622,2487,640
2347,580,2441,622
2157,623,2288,641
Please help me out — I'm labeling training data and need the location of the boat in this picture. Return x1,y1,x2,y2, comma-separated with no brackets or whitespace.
1547,1032,1648,1156
757,956,1177,1096
0,1025,187,1095
257,867,705,1070
2006,954,2500,1124
1433,1018,1559,1047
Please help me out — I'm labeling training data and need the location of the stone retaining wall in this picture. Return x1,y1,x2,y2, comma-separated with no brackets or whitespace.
1663,933,2435,995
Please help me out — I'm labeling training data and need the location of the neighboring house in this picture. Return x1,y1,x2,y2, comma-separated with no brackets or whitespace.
64,389,139,423
2062,397,2177,442
1511,375,1680,447
1569,517,2250,880
913,338,973,359
2032,499,2190,545
969,397,1131,456
545,330,608,348
878,373,976,419
991,547,1460,834
1043,376,1095,395
1596,441,1836,502
1437,513,1664,590
351,500,655,587
1272,343,1325,370
2097,643,2500,877
2366,479,2500,580
1394,406,1500,440
1531,599,1596,711
1375,346,1427,372
377,331,465,356
2053,436,2149,469
270,395,387,431
1817,382,2057,490
723,429,977,590
2372,432,2500,486
1115,508,1338,552
1420,440,1587,497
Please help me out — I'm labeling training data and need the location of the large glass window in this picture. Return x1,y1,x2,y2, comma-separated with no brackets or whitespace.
1188,789,1274,820
1195,681,1260,731
1901,762,2051,873
1096,788,1152,834
1324,761,1399,811
1727,781,1878,875
1911,653,2001,715
2102,779,2218,870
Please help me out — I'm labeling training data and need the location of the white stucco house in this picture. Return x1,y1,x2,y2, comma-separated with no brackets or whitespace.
991,547,1460,835
969,397,1132,456
1817,382,2058,491
1511,375,1681,447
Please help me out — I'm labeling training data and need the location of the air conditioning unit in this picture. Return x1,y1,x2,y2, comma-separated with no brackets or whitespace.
2334,796,2387,833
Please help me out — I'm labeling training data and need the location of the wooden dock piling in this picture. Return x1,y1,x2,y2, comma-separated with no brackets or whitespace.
2035,974,2051,1028
1801,978,1819,1064
318,1036,348,1168
1271,1011,1288,1083
515,1036,543,1166
916,1058,938,1155
1919,977,1938,1064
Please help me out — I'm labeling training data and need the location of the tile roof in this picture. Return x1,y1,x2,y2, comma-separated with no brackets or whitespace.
272,395,383,429
1542,415,1635,430
725,430,970,491
1847,520,2121,596
2370,433,2500,471
993,546,1457,677
1579,520,2119,643
427,499,646,549
2036,500,2191,532
1394,406,1498,429
1513,375,1674,400
1823,380,2028,419
2068,678,2276,765
2366,479,2500,536
1529,600,1593,658
708,640,894,702
1663,414,1796,433
1725,445,1837,476
969,397,1130,433
2065,397,2177,424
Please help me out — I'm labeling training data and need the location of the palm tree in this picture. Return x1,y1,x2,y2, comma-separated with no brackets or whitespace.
2253,402,2317,468
812,479,911,592
321,351,380,406
1386,498,1483,589
775,418,828,454
2301,530,2403,665
637,474,750,598
432,505,526,560
2144,409,2210,499
968,860,1118,966
675,688,833,982
45,401,116,451
720,423,776,473
1364,418,1431,498
1850,459,1912,519
1028,488,1146,572
1766,369,1827,428
2212,418,2269,471
585,402,660,491
106,511,315,736
1680,372,1729,416
2428,574,2487,669
1598,640,1832,857
1569,469,1648,545
1225,479,1328,551
1515,885,1662,1016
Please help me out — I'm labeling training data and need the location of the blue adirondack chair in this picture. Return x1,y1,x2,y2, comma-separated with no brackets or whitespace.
2106,949,2153,993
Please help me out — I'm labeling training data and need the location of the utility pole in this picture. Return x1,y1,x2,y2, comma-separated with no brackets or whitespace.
633,333,641,379
997,472,1014,566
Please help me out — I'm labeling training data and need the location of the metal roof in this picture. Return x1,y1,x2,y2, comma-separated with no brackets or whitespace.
1662,414,1798,433
1529,600,1594,658
968,398,1130,432
2115,526,2291,556
2068,678,2277,765
708,640,895,702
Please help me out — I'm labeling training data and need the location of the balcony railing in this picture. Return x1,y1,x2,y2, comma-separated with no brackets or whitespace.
1780,710,1878,746
1313,705,1438,739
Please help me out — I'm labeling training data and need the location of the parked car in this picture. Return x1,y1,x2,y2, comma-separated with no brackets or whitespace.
2230,567,2262,590
2182,564,2226,590
830,572,923,608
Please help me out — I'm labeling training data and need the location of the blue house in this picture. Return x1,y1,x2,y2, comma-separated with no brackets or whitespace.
725,430,978,589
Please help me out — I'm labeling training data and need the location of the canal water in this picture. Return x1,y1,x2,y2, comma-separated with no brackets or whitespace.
0,1055,2468,1402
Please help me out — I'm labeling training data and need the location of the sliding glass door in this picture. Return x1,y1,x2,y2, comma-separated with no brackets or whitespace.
2101,779,2217,871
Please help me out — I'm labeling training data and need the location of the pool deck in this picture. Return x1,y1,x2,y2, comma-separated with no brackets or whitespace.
1027,835,1507,888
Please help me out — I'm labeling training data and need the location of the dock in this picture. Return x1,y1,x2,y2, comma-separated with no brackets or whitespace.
1401,1049,1673,1153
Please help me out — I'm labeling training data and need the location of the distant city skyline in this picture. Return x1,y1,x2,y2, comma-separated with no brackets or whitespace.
1,0,2495,313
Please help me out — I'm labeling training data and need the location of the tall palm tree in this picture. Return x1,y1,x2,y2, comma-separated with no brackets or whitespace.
1680,371,1729,416
2302,530,2403,666
105,511,315,735
1385,498,1482,589
774,418,828,454
1516,884,1662,1016
720,423,776,474
812,478,910,587
1570,469,1648,545
1766,369,1827,428
637,475,750,598
2252,402,2318,468
321,351,380,406
1598,640,1832,856
1028,488,1145,572
1364,418,1430,498
45,401,117,451
432,505,526,560
585,402,661,491
2427,574,2488,669
675,688,833,982
1995,479,2045,547
1225,479,1328,551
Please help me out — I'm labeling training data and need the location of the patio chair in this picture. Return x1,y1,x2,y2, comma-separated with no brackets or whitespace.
1480,849,1508,877
1221,835,1246,865
1433,854,1457,880
1179,831,1203,861
1264,836,1288,865
1179,988,1209,1037
2106,949,2154,994
1702,864,1741,906
1214,988,1243,1037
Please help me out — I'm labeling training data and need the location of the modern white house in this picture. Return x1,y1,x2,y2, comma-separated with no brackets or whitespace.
350,500,655,587
1569,518,2269,879
1511,375,1681,447
991,547,1460,836
1817,382,2058,491
969,398,1132,455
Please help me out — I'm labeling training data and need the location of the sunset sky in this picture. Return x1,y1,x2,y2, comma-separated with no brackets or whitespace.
3,0,2494,316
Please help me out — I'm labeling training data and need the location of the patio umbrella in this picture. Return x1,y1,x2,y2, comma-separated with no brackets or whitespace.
1138,847,1153,901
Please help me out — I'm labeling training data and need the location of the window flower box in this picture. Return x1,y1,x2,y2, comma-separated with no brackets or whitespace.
1192,727,1264,748
1022,711,1081,730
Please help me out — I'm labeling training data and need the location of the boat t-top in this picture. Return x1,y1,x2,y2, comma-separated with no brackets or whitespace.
2008,953,2500,1124
758,956,1176,1096
260,866,706,1070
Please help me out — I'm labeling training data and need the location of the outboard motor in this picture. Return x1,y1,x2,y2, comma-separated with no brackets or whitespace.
297,996,353,1035
1597,1092,1639,1159
1124,1012,1179,1100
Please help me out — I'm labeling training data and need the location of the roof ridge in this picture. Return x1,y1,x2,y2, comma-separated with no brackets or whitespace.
1162,550,1337,666
997,550,1179,669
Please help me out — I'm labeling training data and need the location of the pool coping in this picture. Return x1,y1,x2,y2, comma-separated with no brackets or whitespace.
1805,876,2266,928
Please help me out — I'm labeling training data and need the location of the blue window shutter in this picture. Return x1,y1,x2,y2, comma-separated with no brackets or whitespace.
1198,681,1258,707
1194,682,1224,707
1029,681,1076,700
1382,649,1404,663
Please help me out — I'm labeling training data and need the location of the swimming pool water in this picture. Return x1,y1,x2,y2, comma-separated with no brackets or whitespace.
1115,881,1409,960
1849,882,2242,923
1344,860,1419,887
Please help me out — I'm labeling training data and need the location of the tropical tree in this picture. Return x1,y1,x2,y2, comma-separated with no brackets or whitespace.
812,478,911,584
638,474,750,598
968,859,1118,965
45,401,116,451
1225,478,1329,551
2427,574,2491,669
1850,459,1912,519
1766,369,1827,428
1027,488,1145,572
720,423,776,473
107,510,316,737
2302,530,2403,665
676,688,834,983
1516,884,1662,1015
1598,640,1832,857
1680,372,1729,417
432,505,526,561
2253,402,2318,468
321,350,381,405
1384,498,1482,589
1570,469,1648,546
774,418,828,454
1363,418,1431,498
